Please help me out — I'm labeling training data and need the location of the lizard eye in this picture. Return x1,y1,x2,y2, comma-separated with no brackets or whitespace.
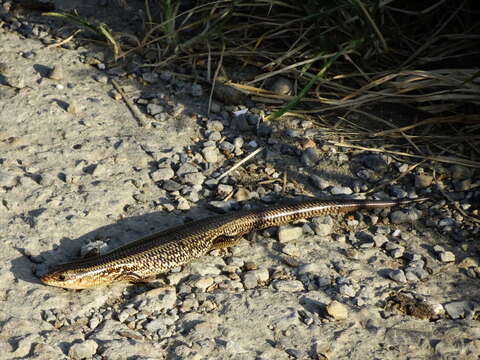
58,274,66,281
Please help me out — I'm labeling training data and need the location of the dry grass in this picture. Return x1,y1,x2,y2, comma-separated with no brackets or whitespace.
45,0,480,167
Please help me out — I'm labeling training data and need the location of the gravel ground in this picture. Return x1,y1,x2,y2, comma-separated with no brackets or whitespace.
1,2,480,359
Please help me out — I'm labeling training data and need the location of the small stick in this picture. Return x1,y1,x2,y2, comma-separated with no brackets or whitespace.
111,79,147,127
217,147,264,180
46,30,81,48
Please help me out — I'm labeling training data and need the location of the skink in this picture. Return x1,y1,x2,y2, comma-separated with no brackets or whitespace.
40,198,422,289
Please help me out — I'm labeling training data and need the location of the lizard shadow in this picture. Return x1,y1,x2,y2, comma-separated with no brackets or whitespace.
10,206,218,287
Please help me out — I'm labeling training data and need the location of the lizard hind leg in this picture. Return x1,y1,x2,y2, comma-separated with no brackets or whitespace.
209,235,243,251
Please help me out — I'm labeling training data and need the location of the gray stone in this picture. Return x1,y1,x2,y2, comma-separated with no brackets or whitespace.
147,103,164,116
176,197,190,210
282,243,300,257
207,120,224,132
330,186,353,195
389,269,407,283
444,300,477,319
49,65,64,80
190,263,222,276
277,225,303,243
439,251,455,263
338,284,355,297
182,172,205,185
145,318,168,333
390,210,409,224
0,170,17,187
270,77,293,95
202,147,219,163
326,300,349,320
450,164,471,179
301,148,321,167
250,268,269,282
310,175,329,190
142,72,158,83
217,184,234,197
312,216,334,236
439,218,455,227
219,141,235,153
208,131,222,142
415,174,433,188
243,272,258,289
405,270,420,282
454,179,472,191
233,136,244,149
373,234,388,247
361,154,387,172
177,162,198,176
68,340,98,360
190,83,202,97
163,180,182,192
193,276,214,291
208,200,234,213
151,167,174,181
272,280,304,292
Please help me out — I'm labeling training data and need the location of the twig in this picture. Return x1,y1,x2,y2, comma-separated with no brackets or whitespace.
330,141,480,168
111,79,147,127
46,30,81,48
217,147,264,180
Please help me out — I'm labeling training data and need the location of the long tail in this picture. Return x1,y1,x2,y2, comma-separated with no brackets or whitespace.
253,197,428,229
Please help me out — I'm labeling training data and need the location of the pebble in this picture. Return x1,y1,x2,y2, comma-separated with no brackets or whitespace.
151,167,174,181
310,175,329,190
68,340,98,360
270,77,293,95
147,103,164,116
390,210,409,224
217,184,233,197
444,300,476,319
202,147,218,163
194,276,214,292
67,102,77,114
439,251,455,263
326,300,349,320
301,148,321,167
183,172,205,185
272,280,304,292
414,174,433,188
234,188,250,201
243,272,259,289
282,243,300,257
207,120,224,132
145,318,169,333
0,170,18,187
142,72,158,83
49,65,63,80
330,186,353,195
338,284,356,297
360,154,387,172
450,165,471,179
312,216,333,236
250,268,269,282
190,83,202,97
373,234,388,247
219,141,235,153
277,225,303,243
454,179,471,191
94,74,109,83
389,269,407,283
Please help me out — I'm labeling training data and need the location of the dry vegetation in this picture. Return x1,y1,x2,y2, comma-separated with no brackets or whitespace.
46,0,480,167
